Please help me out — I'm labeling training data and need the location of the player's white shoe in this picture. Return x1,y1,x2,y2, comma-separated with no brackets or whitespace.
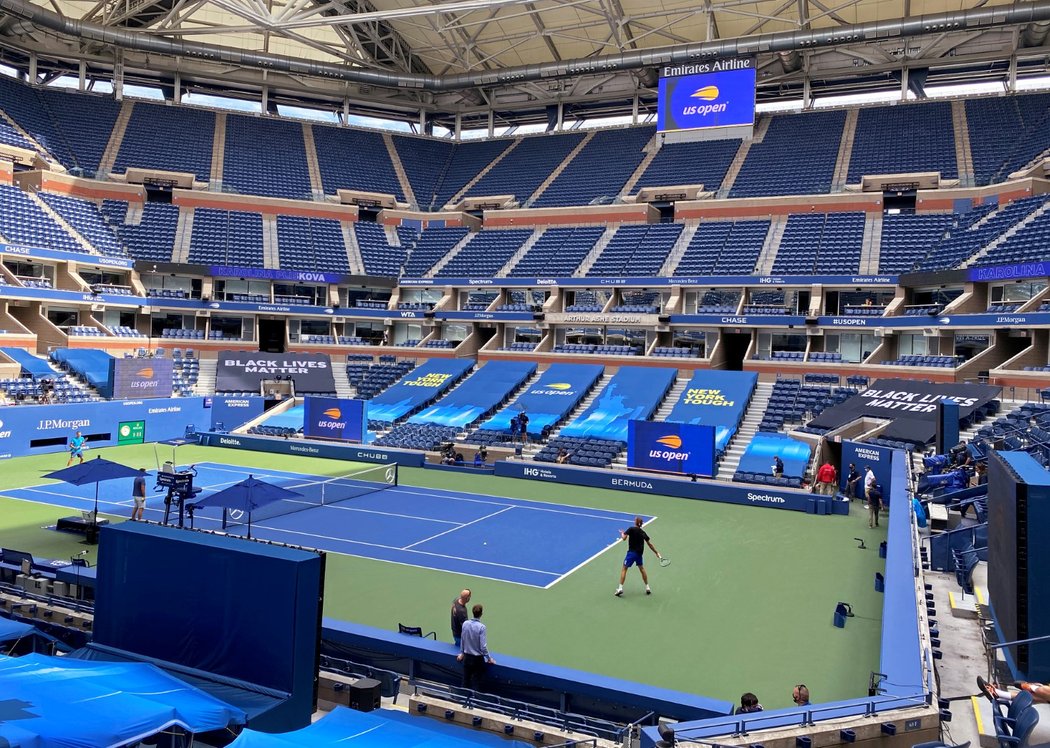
614,587,623,597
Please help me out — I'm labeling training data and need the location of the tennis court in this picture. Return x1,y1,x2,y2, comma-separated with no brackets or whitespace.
1,461,651,588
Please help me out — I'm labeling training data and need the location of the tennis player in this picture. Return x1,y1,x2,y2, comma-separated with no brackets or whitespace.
67,431,87,466
615,516,660,597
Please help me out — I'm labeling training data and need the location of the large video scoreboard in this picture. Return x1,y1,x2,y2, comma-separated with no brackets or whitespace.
657,56,757,135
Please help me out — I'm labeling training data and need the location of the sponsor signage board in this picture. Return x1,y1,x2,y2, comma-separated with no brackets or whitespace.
303,397,366,442
628,420,716,477
109,357,174,399
657,58,757,133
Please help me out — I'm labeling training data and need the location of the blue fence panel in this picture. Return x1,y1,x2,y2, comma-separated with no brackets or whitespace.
409,360,537,428
366,358,475,423
737,433,811,478
559,366,677,442
477,363,604,435
665,370,757,452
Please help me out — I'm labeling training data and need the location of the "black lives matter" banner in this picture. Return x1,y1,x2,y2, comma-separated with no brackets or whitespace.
808,378,1001,444
216,352,335,394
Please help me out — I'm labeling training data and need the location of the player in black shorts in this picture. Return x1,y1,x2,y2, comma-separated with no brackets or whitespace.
615,516,660,597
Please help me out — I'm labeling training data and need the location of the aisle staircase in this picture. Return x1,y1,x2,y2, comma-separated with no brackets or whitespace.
194,358,217,396
98,100,134,177
716,381,774,481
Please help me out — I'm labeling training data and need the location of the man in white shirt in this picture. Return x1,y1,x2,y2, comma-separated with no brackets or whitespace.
864,466,877,509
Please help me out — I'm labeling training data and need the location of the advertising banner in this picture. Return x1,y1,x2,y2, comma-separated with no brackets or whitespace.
664,370,757,452
0,397,209,459
808,378,1001,444
109,357,174,399
658,59,757,133
478,363,604,436
209,396,266,430
841,441,897,502
304,397,366,442
366,359,474,424
216,352,335,394
628,420,716,477
560,367,677,442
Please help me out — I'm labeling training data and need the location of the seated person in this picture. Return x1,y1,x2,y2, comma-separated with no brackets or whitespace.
736,692,763,714
772,455,784,478
978,676,1050,704
556,447,572,464
474,447,488,466
454,452,465,466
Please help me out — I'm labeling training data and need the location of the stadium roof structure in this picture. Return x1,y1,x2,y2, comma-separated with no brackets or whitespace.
0,0,1048,127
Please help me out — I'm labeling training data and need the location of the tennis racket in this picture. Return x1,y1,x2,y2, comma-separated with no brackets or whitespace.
658,554,671,567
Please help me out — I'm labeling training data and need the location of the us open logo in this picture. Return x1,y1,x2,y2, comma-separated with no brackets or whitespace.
649,434,690,462
130,366,160,390
318,407,346,430
0,419,10,439
532,382,575,396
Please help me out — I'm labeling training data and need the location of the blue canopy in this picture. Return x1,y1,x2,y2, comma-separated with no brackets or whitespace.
228,707,531,747
0,653,246,746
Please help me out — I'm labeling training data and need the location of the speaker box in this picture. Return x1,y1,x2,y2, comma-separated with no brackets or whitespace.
349,677,382,712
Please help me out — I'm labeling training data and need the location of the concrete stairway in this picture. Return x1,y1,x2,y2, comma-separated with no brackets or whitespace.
262,215,279,269
619,132,662,198
444,137,522,208
952,100,975,188
717,381,773,481
658,222,699,276
332,356,355,399
961,199,1050,268
194,358,218,396
27,193,98,254
527,131,595,206
427,232,476,277
497,228,543,276
858,213,884,275
753,218,786,275
209,112,227,189
0,107,52,162
574,226,618,277
302,124,325,198
384,133,416,208
342,222,366,276
172,207,195,264
831,108,859,191
717,116,770,198
98,100,134,177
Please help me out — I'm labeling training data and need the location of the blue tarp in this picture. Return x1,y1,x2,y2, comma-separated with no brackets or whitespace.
665,370,757,452
560,366,677,442
367,359,474,423
0,347,54,379
478,363,604,435
0,616,34,643
409,360,537,428
228,706,531,747
0,653,246,747
50,348,114,390
737,433,811,478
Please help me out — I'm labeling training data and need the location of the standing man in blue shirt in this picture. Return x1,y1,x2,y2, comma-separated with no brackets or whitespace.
131,468,148,521
457,604,495,690
67,431,87,466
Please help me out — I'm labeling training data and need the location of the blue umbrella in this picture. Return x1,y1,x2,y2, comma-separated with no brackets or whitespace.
44,457,145,539
191,475,301,539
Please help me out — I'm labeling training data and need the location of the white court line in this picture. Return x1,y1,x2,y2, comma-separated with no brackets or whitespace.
309,502,460,525
247,521,558,576
197,462,642,522
401,505,514,550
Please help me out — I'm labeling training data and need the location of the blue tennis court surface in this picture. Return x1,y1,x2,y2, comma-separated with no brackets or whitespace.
2,462,652,588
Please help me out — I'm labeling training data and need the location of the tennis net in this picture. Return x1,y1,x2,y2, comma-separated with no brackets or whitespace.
222,462,398,528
